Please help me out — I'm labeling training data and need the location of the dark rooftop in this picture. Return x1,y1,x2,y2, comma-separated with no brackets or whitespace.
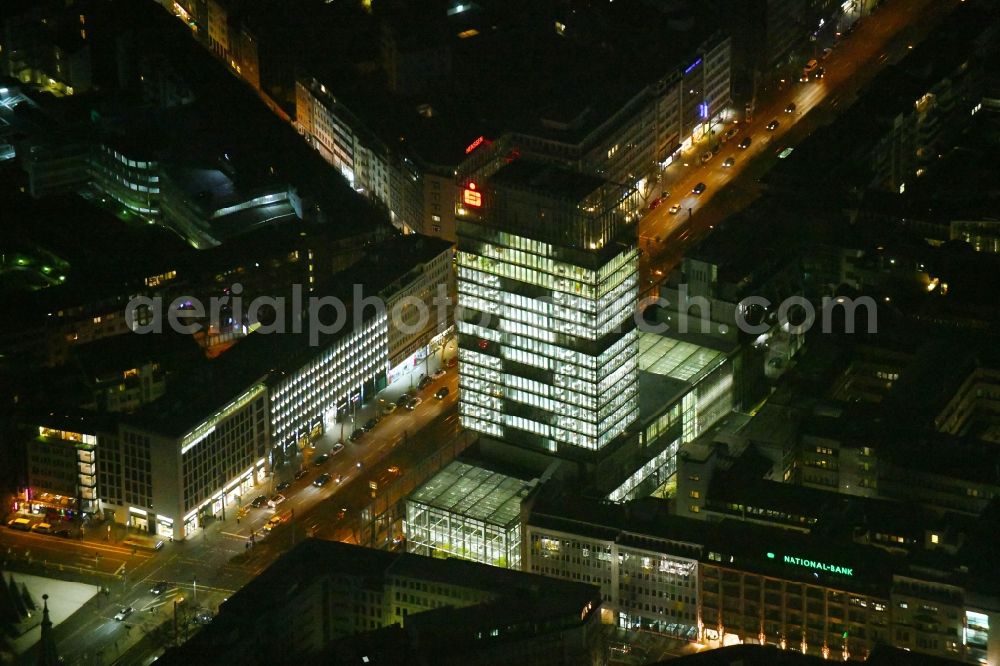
638,371,689,424
704,448,971,546
299,0,726,166
764,0,999,200
70,327,202,381
489,159,608,202
166,538,600,665
27,407,117,435
681,196,811,294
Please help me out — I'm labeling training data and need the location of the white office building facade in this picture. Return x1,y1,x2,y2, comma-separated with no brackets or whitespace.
269,311,388,454
104,382,269,541
524,522,701,637
456,164,640,455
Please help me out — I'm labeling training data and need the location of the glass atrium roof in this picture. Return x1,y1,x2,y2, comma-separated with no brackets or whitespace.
637,333,725,383
409,461,535,528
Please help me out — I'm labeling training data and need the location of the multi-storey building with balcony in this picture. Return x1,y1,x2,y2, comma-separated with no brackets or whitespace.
24,412,105,521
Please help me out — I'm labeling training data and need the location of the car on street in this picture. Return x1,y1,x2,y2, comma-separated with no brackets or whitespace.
431,368,447,379
349,429,365,442
266,514,284,530
52,528,71,538
276,481,291,492
434,387,450,400
699,151,713,164
194,609,213,625
268,494,286,508
723,127,739,141
313,452,330,466
692,182,707,195
396,393,412,408
406,397,423,410
363,418,379,432
151,581,170,595
722,156,735,168
778,147,794,159
784,102,796,113
801,58,818,82
332,442,344,454
250,495,268,508
814,66,825,79
766,119,780,131
114,607,134,621
382,402,397,415
7,518,31,531
417,375,433,390
31,522,53,534
738,137,752,149
668,204,681,215
294,468,309,480
313,473,333,488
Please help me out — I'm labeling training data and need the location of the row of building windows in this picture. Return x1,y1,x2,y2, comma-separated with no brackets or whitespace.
181,399,265,511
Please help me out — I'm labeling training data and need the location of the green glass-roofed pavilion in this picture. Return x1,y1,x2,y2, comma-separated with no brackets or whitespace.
406,460,536,569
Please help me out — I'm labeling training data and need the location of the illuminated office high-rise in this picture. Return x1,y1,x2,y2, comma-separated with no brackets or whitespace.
455,160,640,455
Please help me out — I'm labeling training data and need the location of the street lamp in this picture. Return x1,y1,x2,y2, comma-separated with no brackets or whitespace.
173,597,184,646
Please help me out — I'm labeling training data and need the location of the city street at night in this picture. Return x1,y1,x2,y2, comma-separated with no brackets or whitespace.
2,362,462,664
637,0,965,291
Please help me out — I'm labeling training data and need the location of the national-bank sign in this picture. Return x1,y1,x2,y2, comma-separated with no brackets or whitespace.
767,552,854,576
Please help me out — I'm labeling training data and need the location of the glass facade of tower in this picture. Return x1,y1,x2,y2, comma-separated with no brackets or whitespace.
456,163,640,454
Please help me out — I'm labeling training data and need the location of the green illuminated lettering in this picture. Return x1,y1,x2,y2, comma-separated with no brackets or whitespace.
776,553,853,576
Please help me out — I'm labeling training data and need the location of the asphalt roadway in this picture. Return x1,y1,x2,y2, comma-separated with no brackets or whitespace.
637,0,964,293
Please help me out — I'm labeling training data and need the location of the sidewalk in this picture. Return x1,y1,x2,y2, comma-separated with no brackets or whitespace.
182,335,458,542
305,335,457,449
